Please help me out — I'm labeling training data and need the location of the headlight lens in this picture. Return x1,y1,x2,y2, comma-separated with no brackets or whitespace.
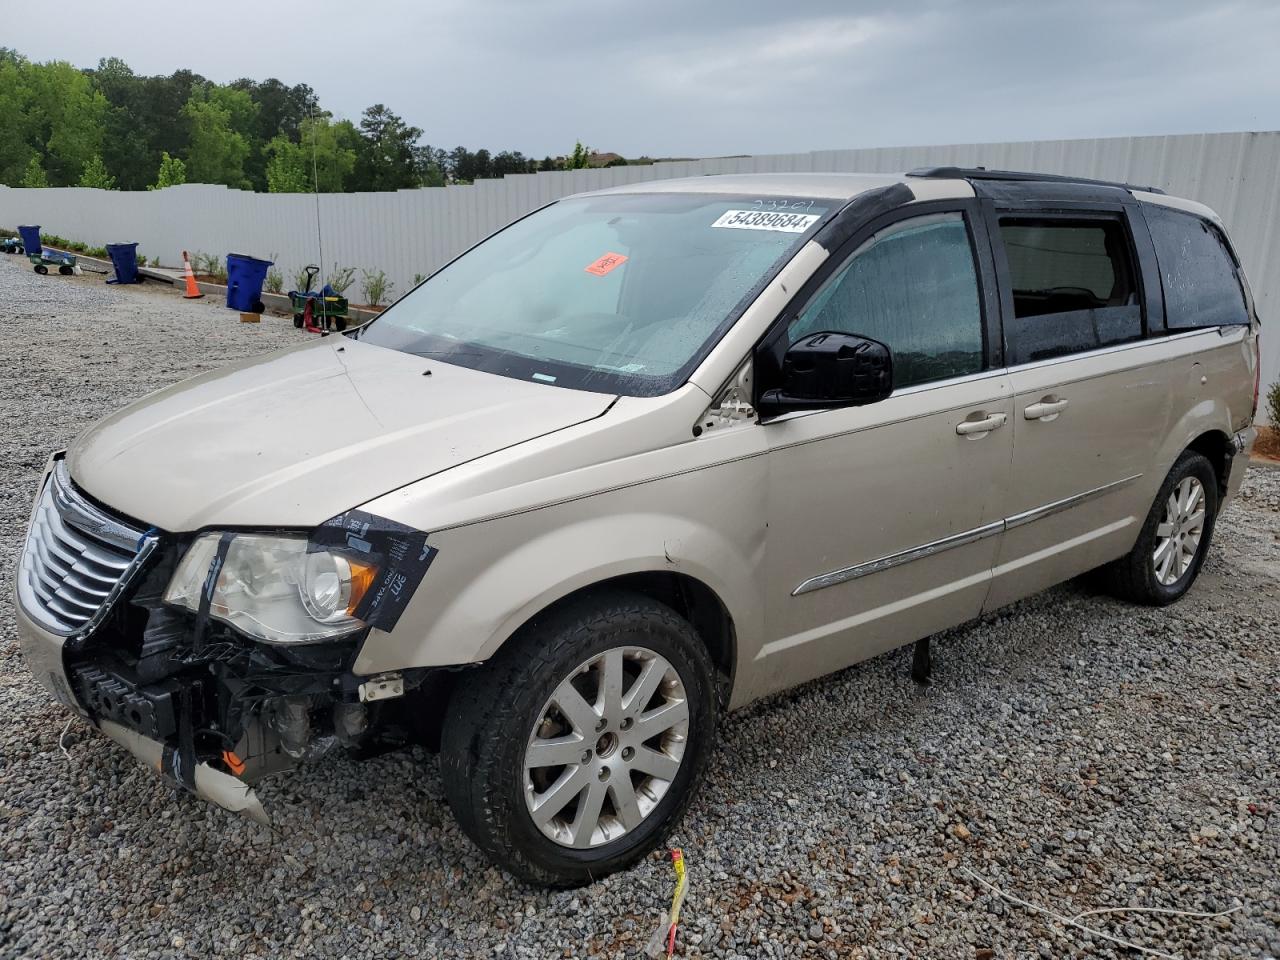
164,533,378,644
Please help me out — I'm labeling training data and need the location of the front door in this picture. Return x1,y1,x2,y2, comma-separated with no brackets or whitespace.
753,206,1014,698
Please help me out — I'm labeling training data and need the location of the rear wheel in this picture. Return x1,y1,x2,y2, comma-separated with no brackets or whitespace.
34,264,48,275
292,315,304,329
1105,451,1218,605
58,265,73,275
440,590,717,887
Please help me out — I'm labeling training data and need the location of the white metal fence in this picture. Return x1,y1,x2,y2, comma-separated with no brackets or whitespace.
2,131,1278,410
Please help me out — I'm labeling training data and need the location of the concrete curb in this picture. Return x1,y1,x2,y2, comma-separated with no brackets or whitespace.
47,253,379,327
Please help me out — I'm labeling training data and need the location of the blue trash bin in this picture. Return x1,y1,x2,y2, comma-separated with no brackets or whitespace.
225,253,273,313
17,225,42,257
106,243,141,284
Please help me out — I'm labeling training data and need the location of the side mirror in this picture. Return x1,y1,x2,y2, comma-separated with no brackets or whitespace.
759,331,893,417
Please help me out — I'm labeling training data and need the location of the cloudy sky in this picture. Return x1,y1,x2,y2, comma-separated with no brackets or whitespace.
8,0,1280,158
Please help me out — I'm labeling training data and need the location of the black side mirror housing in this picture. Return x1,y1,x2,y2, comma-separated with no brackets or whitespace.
759,331,893,418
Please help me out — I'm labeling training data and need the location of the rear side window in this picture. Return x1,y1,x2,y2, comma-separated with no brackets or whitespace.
787,212,984,388
1144,205,1249,329
999,216,1143,364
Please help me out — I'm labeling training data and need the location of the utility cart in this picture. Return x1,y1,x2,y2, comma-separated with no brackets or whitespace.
18,225,78,276
289,265,349,332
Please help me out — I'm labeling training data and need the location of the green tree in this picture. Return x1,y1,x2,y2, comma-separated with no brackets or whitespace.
264,115,356,193
20,155,48,187
264,135,309,192
351,103,422,191
181,85,254,188
26,60,108,185
566,141,591,170
78,154,115,188
149,150,187,189
0,50,38,184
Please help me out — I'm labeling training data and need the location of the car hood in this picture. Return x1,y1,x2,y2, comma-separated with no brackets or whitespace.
67,338,616,531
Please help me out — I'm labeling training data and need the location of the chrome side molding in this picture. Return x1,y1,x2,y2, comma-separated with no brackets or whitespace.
793,474,1143,596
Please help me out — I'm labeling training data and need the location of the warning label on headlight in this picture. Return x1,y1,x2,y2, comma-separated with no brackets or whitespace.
311,509,437,631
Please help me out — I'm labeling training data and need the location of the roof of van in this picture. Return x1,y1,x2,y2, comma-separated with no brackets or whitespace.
583,172,926,201
577,169,1216,221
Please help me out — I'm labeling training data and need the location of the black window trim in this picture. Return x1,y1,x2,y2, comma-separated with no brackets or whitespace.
980,198,1166,363
753,198,1002,406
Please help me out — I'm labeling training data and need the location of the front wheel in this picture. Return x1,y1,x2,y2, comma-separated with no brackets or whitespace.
1104,450,1218,605
440,591,717,887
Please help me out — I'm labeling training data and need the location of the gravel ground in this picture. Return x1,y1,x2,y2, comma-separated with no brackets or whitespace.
1,252,1278,959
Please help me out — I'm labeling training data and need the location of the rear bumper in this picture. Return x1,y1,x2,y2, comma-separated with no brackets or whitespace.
1225,427,1258,504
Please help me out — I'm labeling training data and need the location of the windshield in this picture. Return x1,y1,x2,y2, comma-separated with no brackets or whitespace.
359,193,833,396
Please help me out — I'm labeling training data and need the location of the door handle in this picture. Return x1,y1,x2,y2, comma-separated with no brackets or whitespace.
1024,397,1070,421
956,412,1008,437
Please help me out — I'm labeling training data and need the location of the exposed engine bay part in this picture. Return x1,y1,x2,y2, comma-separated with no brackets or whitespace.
267,696,313,759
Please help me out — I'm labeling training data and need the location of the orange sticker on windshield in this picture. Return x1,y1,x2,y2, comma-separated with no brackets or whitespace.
585,252,628,276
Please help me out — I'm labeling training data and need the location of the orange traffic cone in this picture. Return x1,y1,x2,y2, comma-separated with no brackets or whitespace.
181,250,204,299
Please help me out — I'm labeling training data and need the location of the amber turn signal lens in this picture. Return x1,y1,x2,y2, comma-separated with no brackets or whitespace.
346,558,378,616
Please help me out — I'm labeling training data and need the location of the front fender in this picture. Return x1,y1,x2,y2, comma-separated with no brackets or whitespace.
352,456,768,687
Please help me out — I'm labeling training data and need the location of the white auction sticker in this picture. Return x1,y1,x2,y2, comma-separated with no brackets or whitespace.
711,209,821,233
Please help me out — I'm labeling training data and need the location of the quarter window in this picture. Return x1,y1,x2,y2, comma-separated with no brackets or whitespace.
998,216,1143,364
1144,205,1249,329
787,213,985,388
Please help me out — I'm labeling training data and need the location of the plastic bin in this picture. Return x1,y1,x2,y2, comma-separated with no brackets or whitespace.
17,225,42,257
225,253,273,313
106,243,141,284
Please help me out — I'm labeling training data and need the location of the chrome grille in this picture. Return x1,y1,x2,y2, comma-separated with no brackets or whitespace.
17,462,156,637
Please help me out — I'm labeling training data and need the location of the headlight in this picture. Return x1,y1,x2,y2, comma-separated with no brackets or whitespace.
164,533,378,644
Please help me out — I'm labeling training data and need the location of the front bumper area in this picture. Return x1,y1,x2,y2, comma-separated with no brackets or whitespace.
16,600,269,820
98,719,270,824
14,567,370,826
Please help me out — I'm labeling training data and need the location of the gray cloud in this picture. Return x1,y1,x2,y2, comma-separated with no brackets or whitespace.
8,0,1279,157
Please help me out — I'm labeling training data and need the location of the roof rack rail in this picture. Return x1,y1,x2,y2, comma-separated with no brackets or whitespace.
906,166,1164,195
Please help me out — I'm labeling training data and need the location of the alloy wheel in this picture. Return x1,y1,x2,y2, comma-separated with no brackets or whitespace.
523,646,689,849
1153,476,1206,586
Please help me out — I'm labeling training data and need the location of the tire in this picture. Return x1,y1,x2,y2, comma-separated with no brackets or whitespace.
59,265,73,275
252,300,266,314
1104,450,1218,605
440,590,717,887
35,264,48,275
334,318,347,332
292,315,304,329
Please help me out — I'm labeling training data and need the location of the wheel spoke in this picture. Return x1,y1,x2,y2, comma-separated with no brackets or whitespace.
1183,510,1205,534
622,657,665,715
1166,492,1180,521
609,776,644,830
1156,545,1175,583
570,779,608,848
1156,521,1176,538
530,765,590,827
629,745,680,781
525,734,587,770
634,699,688,742
1153,537,1175,567
597,648,624,717
552,682,599,736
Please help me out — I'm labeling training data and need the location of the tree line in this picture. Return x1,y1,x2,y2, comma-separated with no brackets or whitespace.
0,48,628,193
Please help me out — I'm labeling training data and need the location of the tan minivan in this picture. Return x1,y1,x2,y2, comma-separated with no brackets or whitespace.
16,169,1260,886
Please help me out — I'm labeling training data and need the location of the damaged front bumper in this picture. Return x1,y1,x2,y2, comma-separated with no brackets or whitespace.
15,573,390,826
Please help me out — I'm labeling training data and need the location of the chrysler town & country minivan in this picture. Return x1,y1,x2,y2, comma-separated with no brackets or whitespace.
16,168,1260,885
